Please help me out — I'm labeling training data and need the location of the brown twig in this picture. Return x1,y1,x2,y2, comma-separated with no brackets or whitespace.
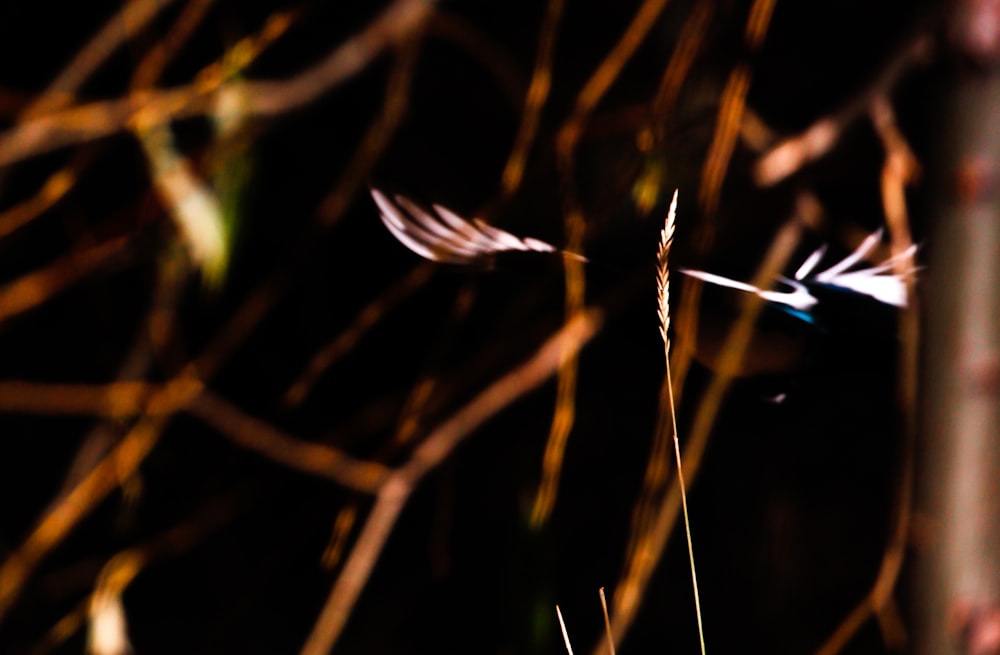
698,0,776,218
299,308,603,655
0,371,204,620
284,264,435,408
0,162,78,240
196,34,421,399
22,0,179,119
0,0,424,168
315,45,422,229
754,34,933,187
633,0,714,215
427,11,528,114
240,0,434,117
535,0,673,529
130,0,220,90
0,235,132,326
666,0,777,487
698,62,751,218
651,0,714,125
0,61,421,606
556,0,672,155
500,0,565,195
0,381,159,417
189,390,391,494
52,252,186,514
314,282,476,570
33,488,247,655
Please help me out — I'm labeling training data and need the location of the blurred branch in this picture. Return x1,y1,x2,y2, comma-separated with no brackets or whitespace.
194,40,420,379
0,371,203,621
130,0,219,90
427,11,527,114
33,488,246,655
390,284,478,448
650,0,714,128
633,0,713,216
0,235,132,326
0,381,159,417
53,252,186,514
697,0,776,218
0,19,427,623
239,0,433,117
754,33,933,187
23,0,179,119
814,94,920,655
500,0,565,195
284,264,435,408
536,0,673,530
556,0,670,154
314,37,421,228
667,0,775,511
0,158,79,240
300,308,603,655
0,0,424,168
189,390,391,494
314,284,476,570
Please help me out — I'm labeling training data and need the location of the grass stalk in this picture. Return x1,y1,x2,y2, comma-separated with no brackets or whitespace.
658,190,706,655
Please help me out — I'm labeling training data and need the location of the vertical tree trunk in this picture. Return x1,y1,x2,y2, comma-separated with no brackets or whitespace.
919,3,1000,652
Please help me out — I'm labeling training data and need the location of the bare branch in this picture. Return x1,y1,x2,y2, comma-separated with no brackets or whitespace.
189,390,391,494
0,0,429,168
754,34,933,187
300,308,603,655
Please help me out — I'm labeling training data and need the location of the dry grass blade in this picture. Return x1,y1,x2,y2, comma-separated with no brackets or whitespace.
659,191,706,655
556,0,672,152
556,605,576,655
612,188,682,652
599,588,617,655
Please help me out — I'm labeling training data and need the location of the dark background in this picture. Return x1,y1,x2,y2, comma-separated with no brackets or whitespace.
0,1,939,653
